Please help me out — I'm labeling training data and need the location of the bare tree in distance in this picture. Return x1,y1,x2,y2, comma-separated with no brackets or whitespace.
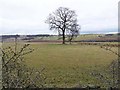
46,7,80,44
67,23,80,44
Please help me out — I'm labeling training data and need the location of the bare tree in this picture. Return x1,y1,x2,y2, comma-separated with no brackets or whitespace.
46,7,80,44
67,23,80,44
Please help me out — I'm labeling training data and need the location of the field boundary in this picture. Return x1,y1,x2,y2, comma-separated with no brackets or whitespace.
78,42,119,47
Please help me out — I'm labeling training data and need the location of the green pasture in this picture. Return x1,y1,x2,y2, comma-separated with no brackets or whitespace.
30,34,103,41
1,33,119,87
22,43,118,87
75,34,103,40
2,42,118,87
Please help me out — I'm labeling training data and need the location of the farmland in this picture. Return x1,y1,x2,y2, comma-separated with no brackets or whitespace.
1,34,119,88
23,43,118,87
0,1,119,88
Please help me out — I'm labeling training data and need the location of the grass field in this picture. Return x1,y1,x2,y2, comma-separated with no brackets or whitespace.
75,34,103,40
20,43,118,87
1,33,119,88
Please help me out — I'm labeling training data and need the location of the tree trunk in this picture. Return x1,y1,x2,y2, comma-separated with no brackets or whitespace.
62,30,65,44
69,38,72,44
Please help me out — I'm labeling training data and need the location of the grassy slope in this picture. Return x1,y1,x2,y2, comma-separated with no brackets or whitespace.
24,43,118,87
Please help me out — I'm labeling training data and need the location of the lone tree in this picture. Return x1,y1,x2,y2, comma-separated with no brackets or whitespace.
46,7,80,44
67,23,80,44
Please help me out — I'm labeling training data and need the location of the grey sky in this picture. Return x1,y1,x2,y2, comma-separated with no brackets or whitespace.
0,0,119,35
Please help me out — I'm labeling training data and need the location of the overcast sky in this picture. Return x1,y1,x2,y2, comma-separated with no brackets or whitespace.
0,0,119,35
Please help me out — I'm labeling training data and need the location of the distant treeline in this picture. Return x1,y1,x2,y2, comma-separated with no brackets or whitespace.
0,33,120,39
26,34,50,37
105,33,120,36
0,35,20,40
0,34,57,39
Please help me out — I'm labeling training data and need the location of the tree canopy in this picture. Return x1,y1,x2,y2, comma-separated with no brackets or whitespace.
46,7,80,44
